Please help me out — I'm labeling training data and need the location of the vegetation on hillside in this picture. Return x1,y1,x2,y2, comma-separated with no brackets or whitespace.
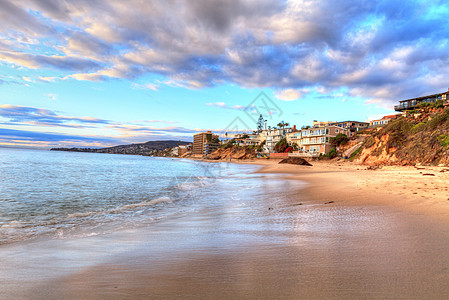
354,106,449,166
330,133,349,147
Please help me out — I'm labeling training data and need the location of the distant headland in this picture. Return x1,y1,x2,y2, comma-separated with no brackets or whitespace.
51,140,190,157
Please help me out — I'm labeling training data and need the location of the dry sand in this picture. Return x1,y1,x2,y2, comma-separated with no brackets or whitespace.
251,158,449,218
3,159,449,299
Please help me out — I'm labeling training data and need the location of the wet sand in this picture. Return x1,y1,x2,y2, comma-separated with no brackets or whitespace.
3,160,449,299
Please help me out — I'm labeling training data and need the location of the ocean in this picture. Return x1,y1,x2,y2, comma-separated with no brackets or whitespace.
3,148,449,299
0,147,289,245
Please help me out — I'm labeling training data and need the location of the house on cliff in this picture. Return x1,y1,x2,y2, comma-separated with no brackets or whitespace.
394,89,449,112
369,114,401,127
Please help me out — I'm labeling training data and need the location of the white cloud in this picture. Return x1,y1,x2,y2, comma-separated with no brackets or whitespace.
0,0,448,108
274,89,306,101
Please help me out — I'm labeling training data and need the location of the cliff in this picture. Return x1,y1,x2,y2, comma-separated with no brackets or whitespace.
354,107,449,166
206,146,256,160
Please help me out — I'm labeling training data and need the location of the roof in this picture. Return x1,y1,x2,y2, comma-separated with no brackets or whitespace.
332,120,369,124
381,114,400,119
399,90,449,103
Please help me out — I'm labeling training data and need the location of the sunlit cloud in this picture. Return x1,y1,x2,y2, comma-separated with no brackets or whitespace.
0,105,112,128
0,104,196,147
0,0,446,105
274,89,308,101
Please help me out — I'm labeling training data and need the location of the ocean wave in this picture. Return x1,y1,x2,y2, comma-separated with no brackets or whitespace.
0,220,23,229
67,196,174,219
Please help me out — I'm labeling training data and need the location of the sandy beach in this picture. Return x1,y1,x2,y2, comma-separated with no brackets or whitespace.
2,159,449,299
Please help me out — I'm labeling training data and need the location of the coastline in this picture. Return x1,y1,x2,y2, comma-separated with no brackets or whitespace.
226,157,449,216
3,158,449,299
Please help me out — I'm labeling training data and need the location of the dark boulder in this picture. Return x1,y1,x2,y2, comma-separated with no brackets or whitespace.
278,157,312,166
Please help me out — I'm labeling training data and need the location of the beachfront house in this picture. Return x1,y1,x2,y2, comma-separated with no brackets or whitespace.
286,126,301,148
261,127,294,153
288,125,349,157
369,114,400,127
394,89,449,112
330,121,369,136
235,133,262,147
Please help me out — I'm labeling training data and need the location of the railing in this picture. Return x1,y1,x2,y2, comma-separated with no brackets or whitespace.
395,98,439,111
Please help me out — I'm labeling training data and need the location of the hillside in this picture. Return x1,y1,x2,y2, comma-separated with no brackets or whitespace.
51,140,190,156
207,146,256,160
354,105,449,166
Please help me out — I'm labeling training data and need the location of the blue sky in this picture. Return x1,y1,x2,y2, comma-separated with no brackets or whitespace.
1,0,448,148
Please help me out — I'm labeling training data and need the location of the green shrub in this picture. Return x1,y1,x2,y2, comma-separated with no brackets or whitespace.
330,133,349,146
438,134,449,147
327,147,337,158
427,110,449,130
411,122,427,133
274,138,288,153
318,147,337,160
435,100,444,109
418,102,431,108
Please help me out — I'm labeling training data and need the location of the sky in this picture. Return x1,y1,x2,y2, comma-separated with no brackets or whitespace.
1,0,449,148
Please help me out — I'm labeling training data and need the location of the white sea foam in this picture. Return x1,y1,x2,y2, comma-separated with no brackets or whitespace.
0,220,23,228
111,196,173,212
66,196,174,219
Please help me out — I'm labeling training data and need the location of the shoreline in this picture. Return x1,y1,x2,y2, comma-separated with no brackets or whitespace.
3,158,449,298
204,157,449,216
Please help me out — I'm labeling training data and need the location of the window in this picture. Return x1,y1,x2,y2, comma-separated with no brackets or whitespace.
335,129,339,133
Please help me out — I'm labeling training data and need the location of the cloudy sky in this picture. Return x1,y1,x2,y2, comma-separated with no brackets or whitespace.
1,0,448,148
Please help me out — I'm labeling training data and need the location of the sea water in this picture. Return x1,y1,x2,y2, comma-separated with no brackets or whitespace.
0,147,288,244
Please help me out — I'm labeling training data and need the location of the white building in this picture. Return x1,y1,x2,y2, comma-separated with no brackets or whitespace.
260,127,294,153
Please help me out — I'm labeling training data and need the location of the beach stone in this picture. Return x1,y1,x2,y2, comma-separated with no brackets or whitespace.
278,157,312,166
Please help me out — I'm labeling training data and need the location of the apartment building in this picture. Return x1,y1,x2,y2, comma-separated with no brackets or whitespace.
178,145,189,156
192,131,218,156
298,125,349,155
260,127,294,153
286,130,301,145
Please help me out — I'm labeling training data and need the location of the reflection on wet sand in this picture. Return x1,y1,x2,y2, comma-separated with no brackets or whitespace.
2,161,449,299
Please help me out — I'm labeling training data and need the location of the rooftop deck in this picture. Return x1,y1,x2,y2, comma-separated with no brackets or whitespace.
394,92,448,111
